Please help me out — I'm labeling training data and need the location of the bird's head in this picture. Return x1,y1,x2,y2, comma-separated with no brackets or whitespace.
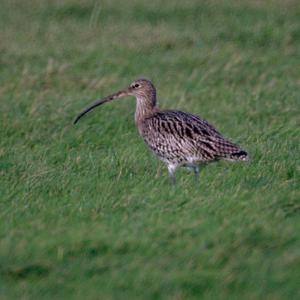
127,78,156,99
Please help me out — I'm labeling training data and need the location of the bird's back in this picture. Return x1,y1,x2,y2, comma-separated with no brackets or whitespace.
139,110,248,165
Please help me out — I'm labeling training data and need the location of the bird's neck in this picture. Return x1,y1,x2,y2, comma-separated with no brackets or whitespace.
135,95,158,125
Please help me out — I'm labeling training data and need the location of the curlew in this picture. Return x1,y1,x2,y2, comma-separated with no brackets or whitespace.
74,78,248,184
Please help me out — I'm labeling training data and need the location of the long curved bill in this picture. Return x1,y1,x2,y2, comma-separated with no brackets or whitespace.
73,89,130,124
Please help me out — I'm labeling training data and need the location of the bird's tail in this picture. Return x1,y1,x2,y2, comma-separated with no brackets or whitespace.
213,138,249,161
225,149,249,161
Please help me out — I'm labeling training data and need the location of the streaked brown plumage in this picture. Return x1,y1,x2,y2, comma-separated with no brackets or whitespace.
74,78,248,183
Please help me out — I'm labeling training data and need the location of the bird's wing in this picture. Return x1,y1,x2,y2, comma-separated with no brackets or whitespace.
141,110,244,159
162,110,224,138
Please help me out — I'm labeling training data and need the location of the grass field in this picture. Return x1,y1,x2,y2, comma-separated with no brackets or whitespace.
1,0,300,299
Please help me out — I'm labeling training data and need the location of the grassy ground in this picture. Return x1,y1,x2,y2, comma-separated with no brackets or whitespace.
1,0,300,299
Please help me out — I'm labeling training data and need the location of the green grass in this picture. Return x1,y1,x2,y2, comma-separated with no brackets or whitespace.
1,0,300,299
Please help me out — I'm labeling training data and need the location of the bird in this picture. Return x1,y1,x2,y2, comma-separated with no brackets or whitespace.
74,78,248,184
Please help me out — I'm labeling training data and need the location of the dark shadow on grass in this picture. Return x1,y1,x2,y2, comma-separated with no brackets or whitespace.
2,263,50,280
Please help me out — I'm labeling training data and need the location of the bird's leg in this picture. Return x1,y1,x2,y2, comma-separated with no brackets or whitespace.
167,164,177,185
193,166,200,182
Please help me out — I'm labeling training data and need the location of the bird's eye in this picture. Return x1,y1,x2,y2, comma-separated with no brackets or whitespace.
131,83,140,89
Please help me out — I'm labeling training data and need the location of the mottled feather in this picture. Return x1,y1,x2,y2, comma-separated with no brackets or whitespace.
140,110,247,166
